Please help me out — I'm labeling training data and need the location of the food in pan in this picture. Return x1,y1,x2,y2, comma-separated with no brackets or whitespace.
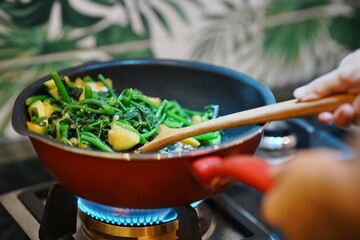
25,71,222,153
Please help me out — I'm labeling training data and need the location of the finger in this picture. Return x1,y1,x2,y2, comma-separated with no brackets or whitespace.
294,49,360,101
328,95,360,127
318,112,335,124
338,50,360,93
333,104,355,128
338,65,360,92
339,49,360,67
293,69,348,101
353,95,360,125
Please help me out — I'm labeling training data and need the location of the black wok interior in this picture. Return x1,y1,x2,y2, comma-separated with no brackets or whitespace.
13,59,276,145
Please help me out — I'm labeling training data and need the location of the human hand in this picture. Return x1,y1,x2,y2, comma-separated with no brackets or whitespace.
261,149,360,240
294,49,360,127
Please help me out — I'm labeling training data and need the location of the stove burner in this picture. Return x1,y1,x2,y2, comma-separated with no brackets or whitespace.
257,120,298,164
78,198,175,226
78,199,208,239
260,121,297,151
78,198,202,226
79,210,179,240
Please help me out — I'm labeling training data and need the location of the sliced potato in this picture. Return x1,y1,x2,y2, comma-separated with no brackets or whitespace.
85,82,103,92
43,76,71,100
180,137,201,148
47,88,60,100
43,76,70,89
191,115,202,124
27,121,48,135
43,79,59,99
74,77,85,100
43,79,56,90
108,124,141,151
43,101,55,119
63,76,71,84
28,100,46,118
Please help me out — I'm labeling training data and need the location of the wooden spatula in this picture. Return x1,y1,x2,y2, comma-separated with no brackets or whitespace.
137,94,355,153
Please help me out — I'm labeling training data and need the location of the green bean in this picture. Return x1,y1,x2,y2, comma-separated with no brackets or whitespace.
60,122,69,139
25,95,49,106
84,120,103,132
54,119,62,141
90,76,124,113
142,113,166,139
204,133,222,145
98,74,116,99
83,76,94,82
194,131,220,141
155,99,168,119
70,99,116,115
84,85,93,99
167,101,187,118
31,116,46,124
129,100,144,109
118,88,131,105
133,92,159,109
163,118,183,128
51,71,71,104
63,105,111,115
80,132,114,152
165,111,192,126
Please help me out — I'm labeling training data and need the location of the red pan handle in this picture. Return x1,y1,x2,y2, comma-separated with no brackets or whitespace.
192,155,273,193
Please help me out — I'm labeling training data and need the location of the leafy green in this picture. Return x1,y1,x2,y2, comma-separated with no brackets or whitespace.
26,72,222,153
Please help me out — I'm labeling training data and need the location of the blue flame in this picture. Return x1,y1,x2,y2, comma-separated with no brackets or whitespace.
78,198,202,226
78,198,176,226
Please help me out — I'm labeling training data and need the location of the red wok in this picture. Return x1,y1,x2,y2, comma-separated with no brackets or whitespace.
12,59,275,209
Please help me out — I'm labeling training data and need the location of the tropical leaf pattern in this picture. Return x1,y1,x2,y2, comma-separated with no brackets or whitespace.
0,0,358,139
0,0,198,138
190,0,359,88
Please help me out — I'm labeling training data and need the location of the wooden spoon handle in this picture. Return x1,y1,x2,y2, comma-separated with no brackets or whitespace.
180,93,355,136
138,94,355,152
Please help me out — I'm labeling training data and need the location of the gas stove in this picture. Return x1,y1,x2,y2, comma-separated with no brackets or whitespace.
0,181,275,240
0,117,351,240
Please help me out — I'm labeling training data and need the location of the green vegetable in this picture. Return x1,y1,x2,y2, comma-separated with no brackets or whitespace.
84,85,93,99
194,131,220,141
80,132,114,152
98,74,116,99
25,71,222,153
111,121,147,144
50,71,71,104
25,95,49,106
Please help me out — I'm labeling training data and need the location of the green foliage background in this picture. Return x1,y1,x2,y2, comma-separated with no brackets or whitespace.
0,0,359,138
